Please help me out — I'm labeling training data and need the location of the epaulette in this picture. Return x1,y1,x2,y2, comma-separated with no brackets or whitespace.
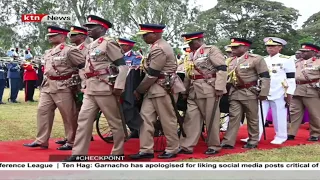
279,54,290,59
44,49,51,54
64,44,72,47
248,53,259,57
103,37,112,41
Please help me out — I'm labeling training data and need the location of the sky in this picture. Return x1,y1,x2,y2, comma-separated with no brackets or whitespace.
195,0,319,28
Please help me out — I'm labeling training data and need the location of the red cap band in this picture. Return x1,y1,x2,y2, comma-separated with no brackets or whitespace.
89,19,109,29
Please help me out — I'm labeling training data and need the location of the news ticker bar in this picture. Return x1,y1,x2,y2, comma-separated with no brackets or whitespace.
0,162,319,170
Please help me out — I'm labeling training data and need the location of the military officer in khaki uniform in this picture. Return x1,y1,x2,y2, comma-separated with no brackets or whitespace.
63,15,129,161
23,26,86,150
288,43,320,141
55,25,93,145
178,32,227,155
221,38,270,149
220,46,233,132
130,24,185,159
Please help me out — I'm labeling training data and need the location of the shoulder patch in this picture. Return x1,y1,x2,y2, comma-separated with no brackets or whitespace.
248,53,263,59
279,54,290,59
103,37,112,42
248,53,259,57
226,57,232,61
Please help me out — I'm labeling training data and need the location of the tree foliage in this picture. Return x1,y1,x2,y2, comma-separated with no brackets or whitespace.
189,0,300,55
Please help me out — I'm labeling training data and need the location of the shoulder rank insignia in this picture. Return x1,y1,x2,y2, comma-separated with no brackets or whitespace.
79,44,84,50
279,54,290,59
98,37,104,44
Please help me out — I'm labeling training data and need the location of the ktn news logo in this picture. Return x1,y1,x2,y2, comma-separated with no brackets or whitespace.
21,14,73,23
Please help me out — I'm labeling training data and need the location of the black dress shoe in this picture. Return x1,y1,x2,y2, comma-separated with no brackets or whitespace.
23,142,48,149
129,152,154,159
178,148,193,154
220,144,234,149
205,148,219,155
61,155,86,162
129,130,139,138
158,152,177,159
308,136,319,141
287,135,295,140
11,100,20,103
104,135,114,143
0,102,5,104
57,144,72,150
243,143,257,149
55,139,67,145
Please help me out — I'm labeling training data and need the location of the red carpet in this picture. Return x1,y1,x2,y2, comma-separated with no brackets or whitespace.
0,124,315,162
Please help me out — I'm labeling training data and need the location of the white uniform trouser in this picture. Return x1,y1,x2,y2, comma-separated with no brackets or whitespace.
259,95,287,141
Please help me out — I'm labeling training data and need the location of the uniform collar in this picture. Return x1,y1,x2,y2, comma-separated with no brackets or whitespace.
125,50,132,56
193,44,206,55
268,53,280,58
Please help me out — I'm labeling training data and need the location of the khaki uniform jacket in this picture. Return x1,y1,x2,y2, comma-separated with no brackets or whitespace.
77,41,90,89
183,44,228,99
294,57,320,97
41,43,85,93
227,53,270,101
84,36,128,96
136,38,185,98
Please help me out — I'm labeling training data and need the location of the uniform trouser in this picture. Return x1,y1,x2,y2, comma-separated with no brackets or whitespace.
35,92,78,146
180,97,221,152
0,79,5,102
289,96,320,137
72,94,124,155
222,99,259,146
9,78,20,101
259,96,287,141
24,80,36,101
139,94,179,154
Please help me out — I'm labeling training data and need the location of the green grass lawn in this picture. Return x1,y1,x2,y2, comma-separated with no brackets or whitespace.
1,88,319,161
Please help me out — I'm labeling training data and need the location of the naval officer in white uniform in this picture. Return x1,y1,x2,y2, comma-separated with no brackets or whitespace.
241,37,296,144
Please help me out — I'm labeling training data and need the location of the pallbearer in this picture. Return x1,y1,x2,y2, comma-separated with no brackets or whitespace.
63,15,128,161
55,25,92,145
130,24,185,159
221,38,270,149
23,26,86,151
288,43,320,141
178,32,227,155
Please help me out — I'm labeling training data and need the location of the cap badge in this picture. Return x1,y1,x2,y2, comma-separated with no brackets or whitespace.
70,27,74,31
302,45,306,48
48,28,51,32
231,39,235,42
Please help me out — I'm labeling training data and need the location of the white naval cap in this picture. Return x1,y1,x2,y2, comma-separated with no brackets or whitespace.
263,37,287,46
